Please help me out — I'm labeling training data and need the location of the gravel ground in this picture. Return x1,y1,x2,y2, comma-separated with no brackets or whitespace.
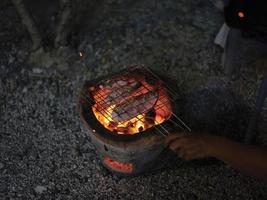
1,0,267,199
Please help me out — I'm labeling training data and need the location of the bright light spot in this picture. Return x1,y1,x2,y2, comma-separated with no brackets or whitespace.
79,52,83,57
238,11,245,18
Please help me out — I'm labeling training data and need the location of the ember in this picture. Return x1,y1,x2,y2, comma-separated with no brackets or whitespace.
89,71,172,135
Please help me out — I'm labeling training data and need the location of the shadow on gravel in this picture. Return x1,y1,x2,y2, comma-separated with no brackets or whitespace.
184,83,251,141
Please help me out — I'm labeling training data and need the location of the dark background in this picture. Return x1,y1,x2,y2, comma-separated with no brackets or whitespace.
1,0,267,199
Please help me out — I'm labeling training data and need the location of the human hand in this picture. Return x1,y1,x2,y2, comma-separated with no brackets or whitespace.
165,133,217,161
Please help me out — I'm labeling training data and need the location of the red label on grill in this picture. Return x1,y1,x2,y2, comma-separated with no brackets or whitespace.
103,156,133,173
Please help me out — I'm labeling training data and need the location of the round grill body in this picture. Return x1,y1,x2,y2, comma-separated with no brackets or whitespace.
78,66,187,175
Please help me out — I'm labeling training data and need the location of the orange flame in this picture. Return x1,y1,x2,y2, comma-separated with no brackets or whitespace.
91,76,172,135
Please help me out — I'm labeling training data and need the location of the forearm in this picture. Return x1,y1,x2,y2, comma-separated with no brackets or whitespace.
209,137,267,181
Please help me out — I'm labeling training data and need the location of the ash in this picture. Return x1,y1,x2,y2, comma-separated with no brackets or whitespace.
1,0,267,199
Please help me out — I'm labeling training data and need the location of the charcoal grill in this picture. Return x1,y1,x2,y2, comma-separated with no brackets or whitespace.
78,65,190,175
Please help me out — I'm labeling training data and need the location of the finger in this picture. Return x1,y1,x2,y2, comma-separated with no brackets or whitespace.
184,148,207,160
179,149,199,161
169,139,184,151
183,149,198,160
165,134,179,145
174,145,201,160
165,133,184,147
190,150,208,159
185,152,204,160
169,136,199,150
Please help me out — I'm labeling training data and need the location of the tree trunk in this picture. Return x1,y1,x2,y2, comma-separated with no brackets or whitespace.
54,0,72,48
11,0,42,51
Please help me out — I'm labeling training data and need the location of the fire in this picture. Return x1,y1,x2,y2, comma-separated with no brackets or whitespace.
90,75,172,135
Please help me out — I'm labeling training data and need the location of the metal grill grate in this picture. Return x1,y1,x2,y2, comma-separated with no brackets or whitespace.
80,65,191,136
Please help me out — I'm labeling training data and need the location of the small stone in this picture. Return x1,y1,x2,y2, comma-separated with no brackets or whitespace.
37,80,43,85
32,68,43,74
8,55,15,65
117,181,130,194
34,185,47,194
49,93,55,99
22,87,28,93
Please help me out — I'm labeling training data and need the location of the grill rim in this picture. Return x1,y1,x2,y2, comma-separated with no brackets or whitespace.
79,79,165,142
78,65,188,141
78,77,180,142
